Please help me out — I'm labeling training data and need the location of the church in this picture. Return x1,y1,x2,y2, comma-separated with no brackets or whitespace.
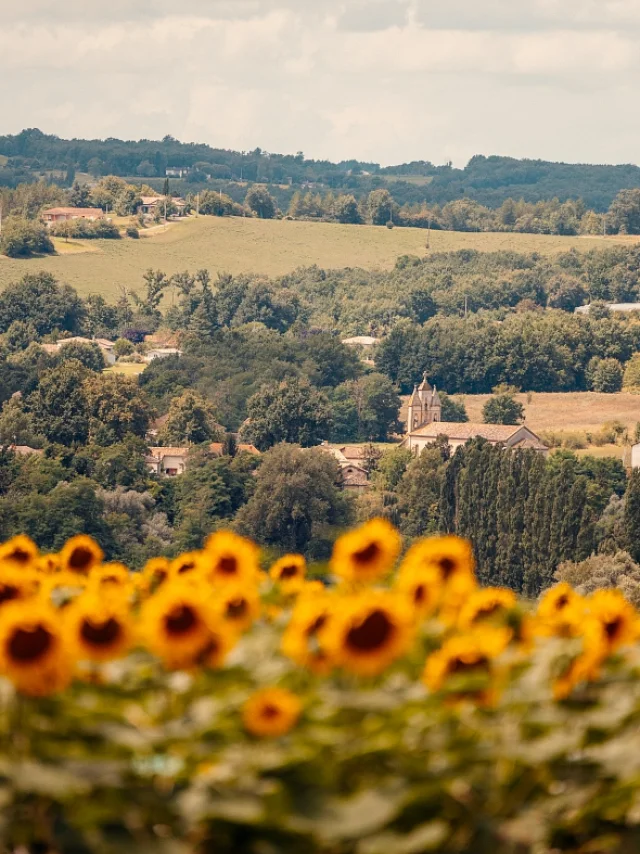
402,374,548,456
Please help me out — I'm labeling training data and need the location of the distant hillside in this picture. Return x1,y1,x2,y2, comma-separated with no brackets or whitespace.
1,129,640,210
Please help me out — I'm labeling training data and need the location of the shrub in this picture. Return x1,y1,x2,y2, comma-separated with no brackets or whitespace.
126,225,140,239
0,525,640,851
0,217,54,258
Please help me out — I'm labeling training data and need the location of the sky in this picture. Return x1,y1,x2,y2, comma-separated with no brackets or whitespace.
3,0,640,167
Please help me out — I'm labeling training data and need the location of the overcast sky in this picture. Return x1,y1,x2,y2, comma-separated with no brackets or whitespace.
3,0,640,167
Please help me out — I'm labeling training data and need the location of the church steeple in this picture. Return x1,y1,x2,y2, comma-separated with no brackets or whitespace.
418,372,432,405
407,384,422,430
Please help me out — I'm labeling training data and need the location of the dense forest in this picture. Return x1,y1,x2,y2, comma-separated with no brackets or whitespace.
4,128,640,210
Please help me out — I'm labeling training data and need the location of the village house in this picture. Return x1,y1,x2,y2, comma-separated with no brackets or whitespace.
139,196,188,218
633,443,640,469
402,374,548,455
41,207,104,226
320,445,370,491
147,443,260,477
41,336,116,365
144,347,182,362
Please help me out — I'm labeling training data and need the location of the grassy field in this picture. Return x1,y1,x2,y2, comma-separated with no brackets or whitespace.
1,216,639,300
104,362,147,377
457,391,640,434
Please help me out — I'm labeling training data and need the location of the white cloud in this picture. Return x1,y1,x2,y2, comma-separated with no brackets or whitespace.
1,1,640,167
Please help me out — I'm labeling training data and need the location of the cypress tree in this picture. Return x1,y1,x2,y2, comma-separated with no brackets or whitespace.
625,470,640,563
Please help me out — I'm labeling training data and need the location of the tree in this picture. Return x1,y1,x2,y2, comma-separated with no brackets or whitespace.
243,378,332,450
235,444,352,555
367,189,396,225
555,551,640,607
482,387,525,425
591,358,623,393
623,354,640,390
67,182,92,208
440,392,468,422
27,360,91,445
0,217,54,258
83,373,154,445
547,275,588,311
330,374,400,442
608,188,640,235
0,272,85,336
245,185,276,219
113,338,135,358
625,470,640,563
334,194,361,224
396,446,447,537
158,390,223,445
0,396,41,447
57,341,105,372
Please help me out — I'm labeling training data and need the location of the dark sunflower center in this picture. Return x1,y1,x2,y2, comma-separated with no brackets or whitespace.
261,703,280,720
449,655,489,676
80,617,122,647
9,547,31,565
226,598,248,619
8,624,53,662
604,617,623,641
0,585,19,605
197,636,220,663
414,585,426,604
279,564,299,580
556,595,569,610
439,557,456,579
177,561,196,574
69,546,94,571
165,605,197,635
218,556,238,575
474,603,503,622
352,542,381,566
346,609,393,652
307,615,327,636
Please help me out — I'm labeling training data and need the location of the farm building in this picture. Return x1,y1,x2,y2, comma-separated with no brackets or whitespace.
633,443,640,469
41,207,104,226
575,303,640,315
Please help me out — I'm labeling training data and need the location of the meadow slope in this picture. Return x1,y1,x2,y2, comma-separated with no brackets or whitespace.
0,216,638,300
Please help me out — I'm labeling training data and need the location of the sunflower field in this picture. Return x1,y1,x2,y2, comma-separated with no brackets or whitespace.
0,522,639,853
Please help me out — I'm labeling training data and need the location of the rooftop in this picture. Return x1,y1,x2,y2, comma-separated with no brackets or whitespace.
409,421,527,442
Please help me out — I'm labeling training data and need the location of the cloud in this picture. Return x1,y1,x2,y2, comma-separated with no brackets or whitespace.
1,1,640,167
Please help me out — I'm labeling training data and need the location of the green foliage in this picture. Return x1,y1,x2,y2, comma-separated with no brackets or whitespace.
0,272,85,336
625,470,640,563
243,378,333,450
245,185,276,219
57,340,105,372
555,550,640,606
330,374,400,442
235,443,352,554
158,390,223,445
623,353,640,390
0,216,54,258
482,387,525,425
439,392,468,422
590,357,624,392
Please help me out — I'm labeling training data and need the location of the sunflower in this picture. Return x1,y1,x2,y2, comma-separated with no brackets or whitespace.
330,518,402,585
457,587,517,630
0,535,39,570
37,554,61,575
395,563,442,620
585,589,638,654
553,637,604,700
269,554,306,591
59,535,104,576
0,601,73,696
89,563,133,598
242,687,302,738
65,594,132,662
217,583,260,633
195,621,236,670
141,557,171,594
320,590,414,676
0,565,40,608
40,572,88,609
281,595,334,675
423,627,511,704
141,583,218,669
169,551,203,578
199,531,260,585
535,584,586,638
